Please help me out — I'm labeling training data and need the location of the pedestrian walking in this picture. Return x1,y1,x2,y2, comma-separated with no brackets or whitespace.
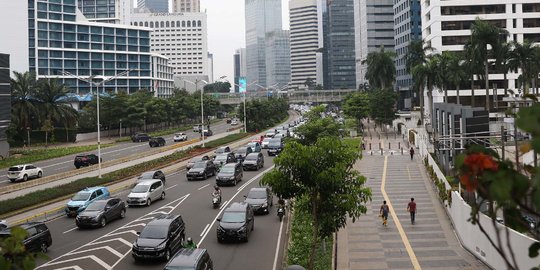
379,201,390,227
409,147,415,160
407,198,417,224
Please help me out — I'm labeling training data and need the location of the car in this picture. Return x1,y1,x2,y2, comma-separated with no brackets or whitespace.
216,202,254,243
164,248,214,270
202,129,213,136
132,214,185,262
215,146,231,155
215,162,243,186
193,124,202,132
186,156,210,170
243,152,264,171
261,138,272,149
137,170,166,185
173,132,188,142
231,119,238,125
213,153,237,170
0,220,7,230
274,133,285,139
7,164,43,182
226,118,232,124
149,137,166,147
234,146,253,162
246,142,262,153
131,133,151,142
265,130,276,138
267,138,284,156
65,187,110,217
74,154,100,169
0,222,52,253
75,198,126,228
127,179,166,206
244,187,273,214
187,160,217,180
276,129,289,137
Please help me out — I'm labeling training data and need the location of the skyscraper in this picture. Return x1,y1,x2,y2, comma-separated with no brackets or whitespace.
233,48,247,92
77,0,132,24
289,0,320,90
137,0,169,13
172,0,200,13
266,30,291,89
245,0,282,89
0,53,9,158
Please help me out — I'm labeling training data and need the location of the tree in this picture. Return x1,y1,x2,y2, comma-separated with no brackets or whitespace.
446,52,467,105
509,40,538,95
0,227,44,270
362,46,396,89
494,42,512,97
261,137,371,270
368,89,398,125
343,92,370,130
412,56,438,124
203,81,231,93
304,78,316,90
41,119,54,145
10,71,39,133
294,117,342,145
405,40,432,74
433,52,453,103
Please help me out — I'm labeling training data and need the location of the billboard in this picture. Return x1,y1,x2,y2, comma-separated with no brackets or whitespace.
239,77,246,93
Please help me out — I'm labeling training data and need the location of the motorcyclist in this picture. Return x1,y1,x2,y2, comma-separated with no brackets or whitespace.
184,237,197,249
277,198,286,211
212,185,222,203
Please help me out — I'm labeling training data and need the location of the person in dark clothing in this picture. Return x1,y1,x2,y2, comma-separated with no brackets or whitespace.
380,201,389,226
407,198,417,224
409,147,415,160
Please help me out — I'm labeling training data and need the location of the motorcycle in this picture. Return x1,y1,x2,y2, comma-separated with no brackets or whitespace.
277,205,285,222
212,193,221,209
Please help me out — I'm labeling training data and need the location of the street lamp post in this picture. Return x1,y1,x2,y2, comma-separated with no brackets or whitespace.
184,79,208,146
235,81,257,133
61,69,135,178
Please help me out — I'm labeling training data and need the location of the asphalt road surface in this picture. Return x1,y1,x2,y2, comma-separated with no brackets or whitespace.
35,145,288,270
0,122,230,186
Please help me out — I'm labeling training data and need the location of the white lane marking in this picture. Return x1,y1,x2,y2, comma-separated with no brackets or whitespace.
198,165,275,247
200,224,210,237
62,227,78,234
219,200,228,210
198,184,210,190
165,184,178,191
69,245,123,258
272,215,286,270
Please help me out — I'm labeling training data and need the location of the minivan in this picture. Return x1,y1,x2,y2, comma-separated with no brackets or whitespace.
164,249,213,270
243,152,264,171
0,222,52,253
65,187,110,217
127,179,166,207
217,202,254,243
215,162,243,186
132,214,185,261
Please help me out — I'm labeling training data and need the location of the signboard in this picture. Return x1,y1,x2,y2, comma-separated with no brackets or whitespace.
239,77,246,93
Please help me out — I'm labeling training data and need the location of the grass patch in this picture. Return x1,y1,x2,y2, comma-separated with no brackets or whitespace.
201,133,250,149
342,137,361,150
1,144,114,170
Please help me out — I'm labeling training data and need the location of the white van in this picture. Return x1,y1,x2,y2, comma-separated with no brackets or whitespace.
127,179,165,207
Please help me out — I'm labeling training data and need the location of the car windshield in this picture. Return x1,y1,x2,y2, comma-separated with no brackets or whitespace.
85,201,107,211
175,133,183,136
220,166,235,173
193,162,206,168
245,155,258,161
132,185,150,193
236,148,247,154
269,141,281,147
8,166,22,171
140,172,154,178
139,225,168,239
247,189,267,199
72,192,91,201
221,212,246,223
262,138,271,143
216,148,226,154
214,155,227,162
189,158,199,163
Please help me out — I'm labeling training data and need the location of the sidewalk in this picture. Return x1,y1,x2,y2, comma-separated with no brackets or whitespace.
337,131,488,269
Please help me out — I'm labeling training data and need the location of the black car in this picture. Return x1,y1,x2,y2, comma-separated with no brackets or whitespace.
164,248,214,270
243,152,264,171
0,222,52,253
132,214,186,262
76,198,126,228
217,202,254,243
234,147,253,162
187,160,217,180
186,156,210,170
215,162,243,186
132,133,151,142
137,170,166,184
74,154,100,169
267,139,283,156
149,137,166,147
244,187,273,214
213,153,237,170
215,146,231,155
203,130,213,136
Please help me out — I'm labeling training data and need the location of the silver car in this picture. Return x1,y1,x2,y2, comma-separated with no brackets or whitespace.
126,179,166,207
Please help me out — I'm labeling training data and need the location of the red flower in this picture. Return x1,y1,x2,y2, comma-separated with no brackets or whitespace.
460,153,498,191
459,172,477,192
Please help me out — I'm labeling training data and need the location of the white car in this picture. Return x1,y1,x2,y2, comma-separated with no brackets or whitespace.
262,138,272,149
126,179,166,206
0,220,7,230
231,119,238,125
7,164,43,183
173,132,187,142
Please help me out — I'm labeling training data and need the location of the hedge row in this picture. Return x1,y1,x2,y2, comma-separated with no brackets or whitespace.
9,129,78,147
0,132,251,217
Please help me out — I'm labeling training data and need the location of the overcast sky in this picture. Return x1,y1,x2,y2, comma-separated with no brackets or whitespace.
200,0,290,83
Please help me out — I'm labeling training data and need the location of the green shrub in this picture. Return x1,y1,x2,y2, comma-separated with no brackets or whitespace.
202,133,249,149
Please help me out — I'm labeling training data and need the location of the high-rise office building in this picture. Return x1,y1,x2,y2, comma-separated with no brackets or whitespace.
395,0,421,109
0,53,9,158
172,0,200,13
245,0,283,89
266,30,291,89
324,0,356,89
233,48,247,92
354,0,394,88
137,0,169,13
289,0,320,90
207,52,214,82
77,0,132,24
28,0,153,94
151,53,174,97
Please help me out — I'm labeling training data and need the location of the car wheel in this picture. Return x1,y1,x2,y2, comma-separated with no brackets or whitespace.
146,199,152,206
234,178,238,186
37,171,42,178
23,175,28,181
120,208,126,218
100,217,107,228
164,249,171,261
40,242,48,253
9,179,15,183
204,172,208,180
75,165,80,169
160,192,166,200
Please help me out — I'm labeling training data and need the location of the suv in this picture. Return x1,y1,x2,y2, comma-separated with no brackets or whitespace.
267,138,284,156
149,137,166,147
74,154,100,169
0,222,52,253
65,187,110,217
173,132,188,142
244,187,273,214
7,164,43,182
132,214,185,262
213,153,237,171
234,147,253,162
217,202,254,243
76,198,126,228
214,146,231,155
193,124,202,132
131,133,151,142
216,162,243,186
187,156,210,170
136,170,166,185
127,179,166,206
165,249,214,270
202,129,213,136
243,152,264,171
187,160,217,180
246,142,261,153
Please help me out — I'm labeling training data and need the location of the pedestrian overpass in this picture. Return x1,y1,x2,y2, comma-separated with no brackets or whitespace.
214,89,357,105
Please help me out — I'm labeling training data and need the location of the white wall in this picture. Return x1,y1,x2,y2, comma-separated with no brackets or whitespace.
0,1,29,74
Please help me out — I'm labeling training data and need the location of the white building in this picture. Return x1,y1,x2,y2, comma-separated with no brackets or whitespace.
289,0,320,90
421,1,540,116
77,0,132,24
172,0,200,13
207,52,214,82
151,53,174,97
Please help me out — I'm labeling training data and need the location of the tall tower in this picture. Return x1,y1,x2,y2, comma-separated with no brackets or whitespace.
266,30,291,89
77,0,132,24
137,0,169,13
172,0,200,12
245,0,283,89
234,48,247,92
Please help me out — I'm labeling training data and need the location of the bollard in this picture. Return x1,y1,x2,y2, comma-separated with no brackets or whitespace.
388,142,390,149
370,151,373,155
379,142,381,149
398,142,401,149
369,143,372,150
401,148,404,155
380,149,383,155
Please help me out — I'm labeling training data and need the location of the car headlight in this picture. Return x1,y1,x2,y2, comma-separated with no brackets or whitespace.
156,242,167,250
132,242,138,249
262,202,268,208
198,171,205,175
93,214,102,221
218,226,225,233
237,226,247,233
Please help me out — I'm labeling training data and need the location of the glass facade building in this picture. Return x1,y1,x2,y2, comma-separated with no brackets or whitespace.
265,30,291,89
29,0,153,95
77,0,131,24
137,0,169,13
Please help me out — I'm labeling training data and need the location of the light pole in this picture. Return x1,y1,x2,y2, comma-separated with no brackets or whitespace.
61,69,136,178
236,80,258,133
185,79,208,146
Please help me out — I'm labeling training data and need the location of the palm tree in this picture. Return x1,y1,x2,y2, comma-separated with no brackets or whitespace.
412,56,438,125
362,46,396,89
509,40,538,95
468,18,508,111
433,52,453,103
10,71,39,134
446,53,467,105
405,39,432,109
494,42,512,97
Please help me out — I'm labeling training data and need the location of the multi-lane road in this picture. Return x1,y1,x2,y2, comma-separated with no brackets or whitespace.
0,121,231,186
35,145,287,270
